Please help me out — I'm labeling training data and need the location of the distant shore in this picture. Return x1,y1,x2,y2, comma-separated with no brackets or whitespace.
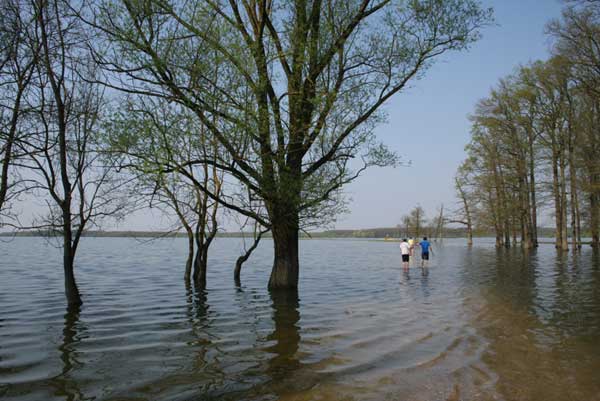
0,227,585,240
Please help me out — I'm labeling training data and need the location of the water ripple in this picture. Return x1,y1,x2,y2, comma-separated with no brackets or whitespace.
1,238,599,400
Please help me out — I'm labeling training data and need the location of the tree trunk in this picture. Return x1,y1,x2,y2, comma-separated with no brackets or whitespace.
591,187,600,248
457,183,472,246
559,149,569,250
63,217,81,306
193,245,207,289
488,191,503,248
466,223,473,246
528,133,538,247
234,229,266,286
192,197,207,288
184,231,194,283
568,146,580,251
552,148,563,248
520,174,532,248
0,91,23,212
64,259,82,306
268,215,299,289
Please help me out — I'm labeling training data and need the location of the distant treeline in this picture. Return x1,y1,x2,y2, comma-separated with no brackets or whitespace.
1,227,564,239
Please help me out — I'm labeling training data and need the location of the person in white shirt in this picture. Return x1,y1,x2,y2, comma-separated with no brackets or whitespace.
400,238,410,271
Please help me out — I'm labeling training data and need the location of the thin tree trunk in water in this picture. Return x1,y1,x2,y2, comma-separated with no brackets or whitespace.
64,257,81,306
435,204,444,242
456,181,472,246
193,247,207,289
568,146,580,250
552,148,563,249
63,212,81,306
488,191,502,248
494,164,510,248
520,174,531,248
268,215,299,289
559,149,569,250
185,231,194,283
466,223,473,246
201,244,210,285
162,185,194,282
528,134,538,247
234,230,266,286
591,185,600,248
193,216,207,288
192,201,218,289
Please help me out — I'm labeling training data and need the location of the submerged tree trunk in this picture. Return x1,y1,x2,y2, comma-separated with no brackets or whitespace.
268,214,299,290
192,215,207,288
559,149,569,250
528,132,539,247
520,174,532,249
568,148,581,250
455,179,472,246
552,147,563,249
591,185,600,248
234,229,267,286
193,248,207,289
64,260,82,306
185,231,194,283
63,217,81,306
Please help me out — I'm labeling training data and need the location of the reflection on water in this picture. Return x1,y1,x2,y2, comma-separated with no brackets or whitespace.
53,304,84,401
265,290,301,380
1,238,599,400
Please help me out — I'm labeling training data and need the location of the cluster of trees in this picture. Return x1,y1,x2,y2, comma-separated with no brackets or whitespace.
1,0,491,305
398,204,445,239
455,1,600,250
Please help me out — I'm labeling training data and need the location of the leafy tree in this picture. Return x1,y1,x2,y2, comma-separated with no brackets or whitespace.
84,0,492,288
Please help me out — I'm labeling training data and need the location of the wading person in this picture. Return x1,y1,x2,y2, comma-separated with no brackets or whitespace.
400,239,410,271
419,237,432,268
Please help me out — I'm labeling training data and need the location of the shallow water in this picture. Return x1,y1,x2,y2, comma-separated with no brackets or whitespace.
1,237,599,401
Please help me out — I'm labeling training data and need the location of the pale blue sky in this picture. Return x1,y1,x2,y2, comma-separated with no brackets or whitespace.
335,0,564,230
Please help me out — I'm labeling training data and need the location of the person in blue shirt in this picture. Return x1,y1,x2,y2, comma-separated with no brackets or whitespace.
419,237,432,268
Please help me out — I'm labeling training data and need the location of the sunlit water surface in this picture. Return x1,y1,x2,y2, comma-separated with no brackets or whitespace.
1,237,599,401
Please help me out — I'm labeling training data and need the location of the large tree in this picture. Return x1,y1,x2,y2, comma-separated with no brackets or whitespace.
86,0,492,288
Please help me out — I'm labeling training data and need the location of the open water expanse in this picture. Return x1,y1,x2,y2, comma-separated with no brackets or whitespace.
1,237,599,401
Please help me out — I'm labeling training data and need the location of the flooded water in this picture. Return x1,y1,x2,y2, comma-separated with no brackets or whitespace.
1,237,599,401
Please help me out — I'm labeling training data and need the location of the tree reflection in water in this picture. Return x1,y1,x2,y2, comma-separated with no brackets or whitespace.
51,303,86,401
265,289,301,380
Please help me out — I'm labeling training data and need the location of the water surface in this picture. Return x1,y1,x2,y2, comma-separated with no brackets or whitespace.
1,237,599,400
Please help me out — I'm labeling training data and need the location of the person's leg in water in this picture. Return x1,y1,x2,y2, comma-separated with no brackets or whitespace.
421,252,429,269
402,254,410,271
